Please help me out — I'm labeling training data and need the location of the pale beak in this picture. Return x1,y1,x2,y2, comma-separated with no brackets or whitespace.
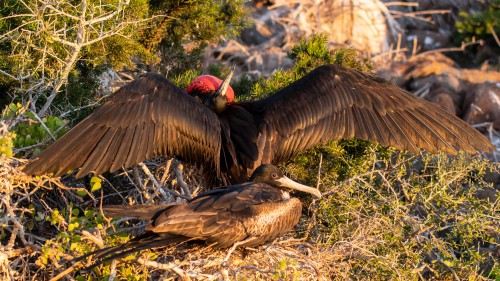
276,176,322,199
216,65,235,97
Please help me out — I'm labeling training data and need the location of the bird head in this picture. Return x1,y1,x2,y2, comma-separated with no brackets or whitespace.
250,164,322,199
186,67,235,113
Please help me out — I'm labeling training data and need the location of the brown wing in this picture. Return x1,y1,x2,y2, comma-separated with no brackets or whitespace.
148,183,283,247
23,73,222,178
242,64,494,164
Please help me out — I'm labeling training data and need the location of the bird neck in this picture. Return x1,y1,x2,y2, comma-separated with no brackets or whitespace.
281,190,290,200
212,94,228,114
192,91,228,114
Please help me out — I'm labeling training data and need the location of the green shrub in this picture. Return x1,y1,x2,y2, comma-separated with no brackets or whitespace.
0,131,15,157
251,34,374,99
455,1,500,43
2,103,67,155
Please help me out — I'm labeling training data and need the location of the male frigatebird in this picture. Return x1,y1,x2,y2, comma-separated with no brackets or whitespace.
23,64,494,184
72,164,321,270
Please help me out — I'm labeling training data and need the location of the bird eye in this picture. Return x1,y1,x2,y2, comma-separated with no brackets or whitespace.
272,173,277,178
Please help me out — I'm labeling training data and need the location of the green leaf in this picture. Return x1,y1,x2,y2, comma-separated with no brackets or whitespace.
76,188,87,197
90,176,102,192
26,111,36,119
84,210,95,218
8,103,18,112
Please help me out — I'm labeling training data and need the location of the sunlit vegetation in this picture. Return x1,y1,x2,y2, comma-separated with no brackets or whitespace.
0,2,498,280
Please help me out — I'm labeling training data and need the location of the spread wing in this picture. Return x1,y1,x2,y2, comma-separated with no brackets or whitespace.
23,73,222,178
243,64,494,164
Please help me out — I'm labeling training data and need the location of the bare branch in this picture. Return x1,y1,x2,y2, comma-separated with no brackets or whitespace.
136,257,188,279
0,20,41,40
17,0,35,15
414,40,484,58
175,164,192,199
29,110,56,140
0,13,36,21
48,35,80,48
0,69,19,81
84,5,123,25
59,98,105,118
384,1,419,7
44,5,81,21
489,26,500,47
1,0,158,116
81,16,165,47
138,162,190,200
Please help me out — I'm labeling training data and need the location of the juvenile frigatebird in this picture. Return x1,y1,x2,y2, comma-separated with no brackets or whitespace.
23,64,494,184
73,164,321,270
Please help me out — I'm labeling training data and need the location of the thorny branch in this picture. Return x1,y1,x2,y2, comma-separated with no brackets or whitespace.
138,162,190,200
0,0,160,116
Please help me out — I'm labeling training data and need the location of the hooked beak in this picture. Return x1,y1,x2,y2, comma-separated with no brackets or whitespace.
276,176,322,199
216,65,235,98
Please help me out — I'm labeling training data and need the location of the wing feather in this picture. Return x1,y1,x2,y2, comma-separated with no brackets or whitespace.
241,64,493,164
23,73,222,178
79,127,115,174
110,126,135,172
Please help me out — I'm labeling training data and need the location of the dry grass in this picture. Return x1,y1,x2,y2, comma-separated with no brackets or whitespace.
1,144,498,280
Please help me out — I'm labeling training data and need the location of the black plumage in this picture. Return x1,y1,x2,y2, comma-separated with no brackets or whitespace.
23,64,494,184
73,164,321,270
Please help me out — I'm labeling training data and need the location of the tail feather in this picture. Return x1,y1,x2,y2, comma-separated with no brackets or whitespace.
70,231,189,272
102,205,174,220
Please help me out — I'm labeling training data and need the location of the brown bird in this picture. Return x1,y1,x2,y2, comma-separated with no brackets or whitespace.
72,164,321,270
23,64,494,184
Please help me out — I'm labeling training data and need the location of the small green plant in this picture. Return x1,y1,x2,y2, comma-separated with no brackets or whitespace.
3,102,67,155
172,68,202,90
0,131,15,157
2,102,24,119
231,73,254,100
455,1,500,43
36,204,107,266
35,203,153,280
13,116,66,147
272,260,301,280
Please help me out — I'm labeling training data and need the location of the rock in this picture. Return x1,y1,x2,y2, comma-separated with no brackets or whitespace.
97,68,120,95
430,91,457,115
409,74,462,93
375,63,411,87
474,187,499,202
484,169,500,184
252,0,275,9
463,83,500,130
406,30,450,52
408,75,463,116
240,19,285,46
274,0,394,54
240,26,271,46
